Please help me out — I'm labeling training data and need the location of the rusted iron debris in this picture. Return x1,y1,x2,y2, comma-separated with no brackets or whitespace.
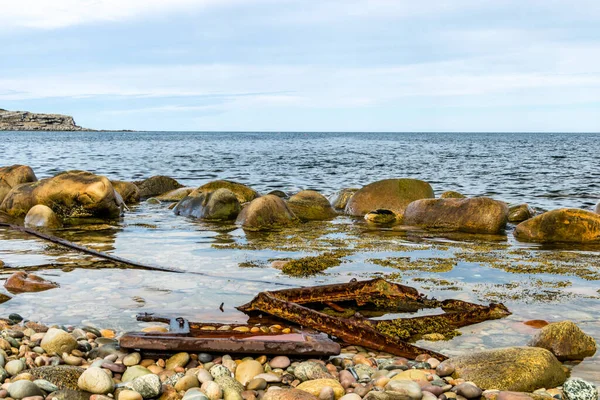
120,278,510,359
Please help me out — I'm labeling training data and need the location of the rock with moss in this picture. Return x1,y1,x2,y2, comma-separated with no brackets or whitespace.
174,188,241,220
136,175,183,198
236,194,298,231
345,179,434,218
437,347,566,392
508,203,535,222
403,197,508,234
197,180,259,204
24,204,62,229
529,320,596,360
330,188,359,210
111,180,140,204
514,208,600,243
440,191,466,199
28,365,85,391
0,170,122,219
287,190,337,221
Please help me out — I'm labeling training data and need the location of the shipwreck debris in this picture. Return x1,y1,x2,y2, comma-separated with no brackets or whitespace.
120,279,510,359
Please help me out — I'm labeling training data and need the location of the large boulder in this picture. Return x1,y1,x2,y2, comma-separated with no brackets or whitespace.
111,180,140,204
437,347,566,392
403,197,508,234
0,165,37,188
529,321,596,361
514,208,600,243
0,165,37,204
345,179,434,217
508,204,535,223
236,195,298,231
197,180,259,204
0,171,122,219
330,188,359,210
136,175,183,198
174,188,241,220
288,190,337,221
24,204,62,229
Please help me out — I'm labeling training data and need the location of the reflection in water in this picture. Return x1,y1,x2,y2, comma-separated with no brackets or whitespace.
0,131,599,382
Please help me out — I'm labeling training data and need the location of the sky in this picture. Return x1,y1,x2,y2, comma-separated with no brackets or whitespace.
1,0,600,132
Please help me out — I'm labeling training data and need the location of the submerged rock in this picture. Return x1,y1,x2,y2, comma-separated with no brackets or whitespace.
24,204,62,229
508,203,535,222
437,347,566,392
403,197,508,234
288,190,337,221
197,180,259,204
514,208,600,243
4,271,59,293
236,195,298,231
345,179,434,218
330,188,359,210
529,320,596,360
111,180,141,204
440,191,466,199
0,170,122,219
174,188,241,220
136,175,183,198
364,209,398,225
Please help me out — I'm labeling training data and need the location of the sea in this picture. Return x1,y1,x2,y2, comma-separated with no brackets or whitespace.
0,131,598,381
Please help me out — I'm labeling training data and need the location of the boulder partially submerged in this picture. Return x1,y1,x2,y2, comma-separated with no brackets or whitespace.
197,180,259,204
288,190,337,221
24,204,62,229
111,180,140,204
330,188,359,210
0,170,122,219
0,165,37,204
508,203,535,223
529,320,597,361
174,188,241,220
236,194,298,231
514,208,600,243
136,175,183,199
345,179,434,218
403,197,508,234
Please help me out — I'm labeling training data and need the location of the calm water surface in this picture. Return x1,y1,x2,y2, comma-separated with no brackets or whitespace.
0,131,598,383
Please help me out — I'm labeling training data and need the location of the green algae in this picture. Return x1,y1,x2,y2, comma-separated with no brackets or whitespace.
373,316,461,342
368,257,456,274
281,250,351,277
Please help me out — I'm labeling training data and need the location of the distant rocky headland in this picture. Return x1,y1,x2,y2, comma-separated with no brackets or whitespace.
0,108,91,131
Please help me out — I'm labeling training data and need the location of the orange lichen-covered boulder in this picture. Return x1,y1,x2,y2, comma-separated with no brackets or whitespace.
403,197,508,234
514,208,600,243
4,271,59,293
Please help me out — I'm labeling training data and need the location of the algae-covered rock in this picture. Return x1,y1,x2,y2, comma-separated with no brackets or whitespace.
438,347,566,392
236,194,298,231
136,175,183,198
24,204,62,229
330,188,359,210
514,208,600,243
174,188,241,220
508,204,535,223
364,209,398,225
529,320,597,360
440,191,466,199
1,170,122,219
197,180,259,204
345,179,434,217
288,190,337,221
403,197,508,234
111,180,141,204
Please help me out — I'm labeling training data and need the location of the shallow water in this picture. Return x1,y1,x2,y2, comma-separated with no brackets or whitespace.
0,131,599,383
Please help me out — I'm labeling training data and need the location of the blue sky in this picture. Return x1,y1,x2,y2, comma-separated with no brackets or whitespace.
1,0,600,131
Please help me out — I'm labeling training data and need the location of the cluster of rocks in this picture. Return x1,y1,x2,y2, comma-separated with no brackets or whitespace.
0,110,89,132
2,164,600,243
0,316,596,400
